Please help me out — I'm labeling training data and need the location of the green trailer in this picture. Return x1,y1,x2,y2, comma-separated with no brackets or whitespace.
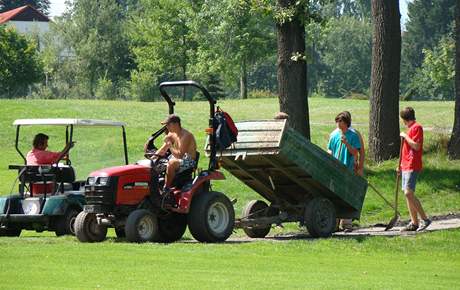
209,119,368,238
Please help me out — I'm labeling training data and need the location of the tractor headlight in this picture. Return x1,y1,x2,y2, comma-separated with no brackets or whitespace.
98,177,110,186
87,177,96,185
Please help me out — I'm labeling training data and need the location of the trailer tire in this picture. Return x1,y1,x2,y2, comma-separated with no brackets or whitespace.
75,212,107,242
55,208,79,236
304,197,336,238
125,209,160,243
242,200,272,238
156,212,187,243
188,191,234,243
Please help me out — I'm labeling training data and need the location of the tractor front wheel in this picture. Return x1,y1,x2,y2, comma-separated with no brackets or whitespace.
188,191,234,243
74,212,107,242
125,209,160,243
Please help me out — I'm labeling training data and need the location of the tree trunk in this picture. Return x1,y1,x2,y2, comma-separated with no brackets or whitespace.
240,59,248,99
369,0,401,162
181,62,187,101
448,1,460,159
276,0,310,139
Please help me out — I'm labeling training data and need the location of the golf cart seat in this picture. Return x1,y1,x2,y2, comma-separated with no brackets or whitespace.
11,165,76,196
172,151,200,189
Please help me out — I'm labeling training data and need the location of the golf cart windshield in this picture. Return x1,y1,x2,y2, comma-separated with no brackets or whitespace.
13,119,128,180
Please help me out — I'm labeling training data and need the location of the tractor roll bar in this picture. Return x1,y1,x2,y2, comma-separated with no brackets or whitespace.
159,81,217,118
158,80,218,170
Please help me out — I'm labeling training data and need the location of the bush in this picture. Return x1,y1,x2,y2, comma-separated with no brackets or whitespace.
248,90,277,99
95,77,117,100
129,71,157,102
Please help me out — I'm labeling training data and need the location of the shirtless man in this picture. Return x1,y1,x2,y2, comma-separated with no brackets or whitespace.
155,114,197,191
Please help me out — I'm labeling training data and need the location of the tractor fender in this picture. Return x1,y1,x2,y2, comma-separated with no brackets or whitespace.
175,171,225,214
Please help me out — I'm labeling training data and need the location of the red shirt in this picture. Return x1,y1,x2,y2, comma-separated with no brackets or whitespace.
400,122,423,171
26,149,61,165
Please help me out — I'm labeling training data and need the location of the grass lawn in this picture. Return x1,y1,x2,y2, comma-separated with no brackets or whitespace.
0,97,459,289
0,230,459,289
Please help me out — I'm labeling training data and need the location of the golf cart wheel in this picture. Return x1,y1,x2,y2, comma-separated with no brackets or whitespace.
0,226,22,237
156,212,187,243
187,191,235,243
55,208,80,236
125,209,160,243
74,212,108,242
242,200,272,238
304,197,336,238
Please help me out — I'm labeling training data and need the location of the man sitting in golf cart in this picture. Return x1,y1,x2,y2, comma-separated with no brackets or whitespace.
26,133,72,165
155,114,197,193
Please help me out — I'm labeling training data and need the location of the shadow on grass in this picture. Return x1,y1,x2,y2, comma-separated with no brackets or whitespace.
366,167,460,193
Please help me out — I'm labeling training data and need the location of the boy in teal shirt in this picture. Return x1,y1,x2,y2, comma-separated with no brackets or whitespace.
327,112,361,171
327,112,361,232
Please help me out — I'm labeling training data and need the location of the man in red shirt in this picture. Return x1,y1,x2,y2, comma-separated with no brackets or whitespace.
399,107,431,232
26,133,71,165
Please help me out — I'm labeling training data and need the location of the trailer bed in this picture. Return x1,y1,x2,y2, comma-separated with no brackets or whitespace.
208,119,368,219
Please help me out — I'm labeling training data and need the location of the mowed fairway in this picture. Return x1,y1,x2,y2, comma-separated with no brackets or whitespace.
0,97,459,289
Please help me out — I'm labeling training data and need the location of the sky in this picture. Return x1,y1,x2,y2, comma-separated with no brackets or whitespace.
49,0,412,25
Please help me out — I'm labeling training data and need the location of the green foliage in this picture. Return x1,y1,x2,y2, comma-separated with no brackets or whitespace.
0,0,50,14
38,0,134,99
129,0,195,98
401,0,456,94
408,36,455,100
0,26,43,98
309,16,372,98
128,70,157,102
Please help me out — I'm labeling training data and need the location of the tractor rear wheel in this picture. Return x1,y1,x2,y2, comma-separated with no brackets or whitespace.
187,191,234,243
242,200,272,238
304,197,336,238
156,212,187,243
74,212,107,242
55,208,79,236
125,209,160,243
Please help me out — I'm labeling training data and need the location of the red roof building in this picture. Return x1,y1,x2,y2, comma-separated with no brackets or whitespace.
0,5,50,24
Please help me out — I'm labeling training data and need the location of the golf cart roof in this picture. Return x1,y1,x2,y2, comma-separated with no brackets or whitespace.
13,119,126,127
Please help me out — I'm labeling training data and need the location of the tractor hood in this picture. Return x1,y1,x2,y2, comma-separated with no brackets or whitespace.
89,164,150,178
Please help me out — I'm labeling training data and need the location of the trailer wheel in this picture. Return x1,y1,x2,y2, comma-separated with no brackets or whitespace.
242,200,272,238
55,208,79,236
188,191,234,243
157,213,187,243
75,212,107,242
304,197,336,238
125,209,160,243
0,226,22,237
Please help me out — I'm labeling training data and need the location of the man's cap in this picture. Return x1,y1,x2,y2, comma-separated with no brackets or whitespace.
161,114,181,125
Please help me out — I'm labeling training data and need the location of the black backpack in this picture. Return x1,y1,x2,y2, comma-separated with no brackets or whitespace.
214,109,237,150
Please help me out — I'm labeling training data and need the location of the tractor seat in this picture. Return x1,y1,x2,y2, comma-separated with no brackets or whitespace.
172,152,200,189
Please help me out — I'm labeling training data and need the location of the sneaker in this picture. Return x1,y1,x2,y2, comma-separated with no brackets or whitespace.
417,219,432,232
400,222,419,232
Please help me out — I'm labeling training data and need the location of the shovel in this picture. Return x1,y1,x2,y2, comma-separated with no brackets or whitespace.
384,137,404,231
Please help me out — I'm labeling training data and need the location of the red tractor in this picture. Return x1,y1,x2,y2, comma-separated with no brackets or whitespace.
75,81,235,243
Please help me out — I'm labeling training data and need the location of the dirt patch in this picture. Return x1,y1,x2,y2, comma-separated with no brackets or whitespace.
225,213,460,242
